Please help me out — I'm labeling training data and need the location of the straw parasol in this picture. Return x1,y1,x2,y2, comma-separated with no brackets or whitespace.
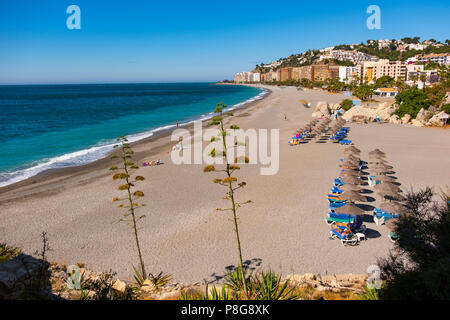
340,175,362,184
374,183,402,193
339,184,360,192
372,163,393,170
380,202,407,214
377,190,405,201
338,203,365,223
372,168,391,175
340,191,367,202
345,146,360,153
373,175,396,182
341,169,361,176
369,149,386,156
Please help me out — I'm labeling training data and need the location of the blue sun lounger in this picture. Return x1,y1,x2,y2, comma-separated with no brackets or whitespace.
329,224,359,246
339,139,353,145
330,186,343,194
373,209,400,225
329,201,347,211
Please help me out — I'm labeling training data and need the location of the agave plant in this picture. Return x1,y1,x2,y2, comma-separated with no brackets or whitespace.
204,102,252,294
110,136,147,279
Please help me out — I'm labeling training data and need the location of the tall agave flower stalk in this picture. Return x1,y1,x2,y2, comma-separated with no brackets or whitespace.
110,136,147,278
204,102,251,294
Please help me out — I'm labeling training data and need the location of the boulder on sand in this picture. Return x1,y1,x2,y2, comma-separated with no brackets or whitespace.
312,101,330,118
426,111,449,126
401,114,411,124
389,114,401,124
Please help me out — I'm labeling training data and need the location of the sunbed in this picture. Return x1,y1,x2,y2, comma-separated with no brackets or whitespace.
329,224,359,246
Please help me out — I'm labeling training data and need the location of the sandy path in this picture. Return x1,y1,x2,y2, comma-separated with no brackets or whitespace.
1,86,449,283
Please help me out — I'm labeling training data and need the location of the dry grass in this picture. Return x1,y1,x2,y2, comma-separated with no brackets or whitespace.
291,283,363,300
0,243,21,264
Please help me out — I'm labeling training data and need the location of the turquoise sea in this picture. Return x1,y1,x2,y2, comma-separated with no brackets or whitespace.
0,83,266,187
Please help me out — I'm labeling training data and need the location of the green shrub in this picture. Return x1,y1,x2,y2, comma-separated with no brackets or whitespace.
340,99,353,111
441,104,450,114
393,88,431,118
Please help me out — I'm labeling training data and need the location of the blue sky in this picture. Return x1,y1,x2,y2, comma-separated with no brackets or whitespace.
1,0,449,84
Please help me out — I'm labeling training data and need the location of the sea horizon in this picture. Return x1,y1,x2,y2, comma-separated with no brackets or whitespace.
0,82,267,187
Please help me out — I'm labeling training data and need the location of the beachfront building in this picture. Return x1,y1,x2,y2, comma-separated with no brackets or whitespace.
419,53,450,65
406,64,439,87
311,65,339,82
360,59,407,83
234,72,260,83
374,88,398,97
248,72,261,82
261,70,279,82
292,66,313,81
279,67,292,82
338,66,360,83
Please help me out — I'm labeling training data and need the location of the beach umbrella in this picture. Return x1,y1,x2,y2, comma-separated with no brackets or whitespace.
369,159,388,164
373,175,396,182
341,168,361,175
377,190,405,202
369,153,386,159
372,163,393,170
341,169,361,177
372,168,391,175
340,175,362,185
340,184,361,192
345,146,360,153
341,159,359,166
380,202,407,214
385,193,406,201
369,149,386,156
338,203,365,223
341,191,367,202
374,183,402,193
344,154,360,162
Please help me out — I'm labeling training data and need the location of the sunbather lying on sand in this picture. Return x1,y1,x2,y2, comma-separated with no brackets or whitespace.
143,159,162,166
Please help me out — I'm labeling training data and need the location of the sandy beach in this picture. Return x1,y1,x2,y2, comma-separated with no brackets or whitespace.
1,85,449,283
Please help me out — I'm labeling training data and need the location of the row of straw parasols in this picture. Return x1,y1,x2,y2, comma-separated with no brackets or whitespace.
337,145,366,221
368,148,407,232
329,118,347,137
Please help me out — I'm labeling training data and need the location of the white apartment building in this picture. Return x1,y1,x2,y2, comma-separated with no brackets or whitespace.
338,66,360,83
329,50,378,64
419,53,450,65
234,72,260,83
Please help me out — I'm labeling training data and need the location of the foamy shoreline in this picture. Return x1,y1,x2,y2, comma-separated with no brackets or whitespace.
0,86,269,188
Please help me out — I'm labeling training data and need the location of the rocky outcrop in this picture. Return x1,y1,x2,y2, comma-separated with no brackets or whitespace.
401,114,411,124
426,111,449,126
411,119,424,127
312,101,330,117
389,114,401,124
341,102,396,122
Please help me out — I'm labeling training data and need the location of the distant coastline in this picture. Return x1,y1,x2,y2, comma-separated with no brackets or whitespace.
0,84,270,190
